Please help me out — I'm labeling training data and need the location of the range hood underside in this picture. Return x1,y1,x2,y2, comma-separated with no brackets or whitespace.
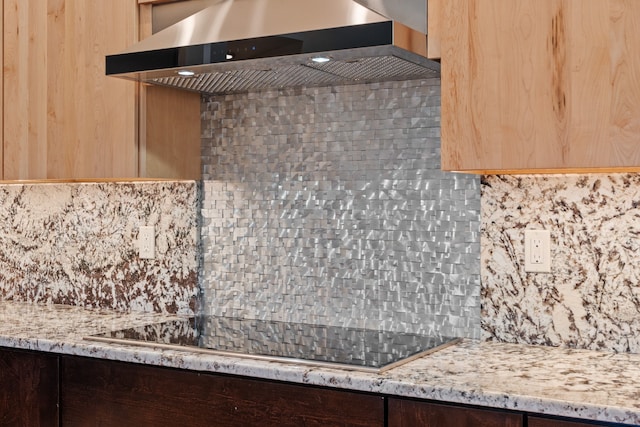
126,46,439,95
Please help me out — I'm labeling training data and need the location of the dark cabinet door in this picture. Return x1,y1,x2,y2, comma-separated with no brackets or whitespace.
0,348,59,427
529,415,615,427
61,356,384,427
388,398,523,427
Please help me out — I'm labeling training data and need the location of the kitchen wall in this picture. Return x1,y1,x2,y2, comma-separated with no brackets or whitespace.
0,181,198,314
2,82,633,352
200,78,481,338
482,174,640,353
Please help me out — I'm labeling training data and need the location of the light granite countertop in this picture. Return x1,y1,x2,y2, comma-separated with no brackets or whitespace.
1,302,639,425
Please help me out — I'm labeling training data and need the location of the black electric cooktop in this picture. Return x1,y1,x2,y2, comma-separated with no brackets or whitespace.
86,316,460,373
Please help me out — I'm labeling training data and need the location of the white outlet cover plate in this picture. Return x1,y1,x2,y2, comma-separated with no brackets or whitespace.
524,229,551,273
139,226,155,259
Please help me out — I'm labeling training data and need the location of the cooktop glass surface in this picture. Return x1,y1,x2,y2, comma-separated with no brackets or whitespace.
87,316,459,373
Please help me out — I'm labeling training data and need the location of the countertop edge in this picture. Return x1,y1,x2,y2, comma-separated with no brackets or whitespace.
1,335,639,426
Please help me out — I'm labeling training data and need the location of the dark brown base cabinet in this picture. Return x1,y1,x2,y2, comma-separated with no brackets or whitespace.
60,356,384,427
388,398,523,427
0,347,634,427
0,348,59,427
388,400,629,427
529,416,623,427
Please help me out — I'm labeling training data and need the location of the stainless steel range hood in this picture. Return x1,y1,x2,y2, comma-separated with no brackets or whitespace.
106,0,439,95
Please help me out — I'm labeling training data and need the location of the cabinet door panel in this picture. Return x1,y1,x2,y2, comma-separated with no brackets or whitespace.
440,0,640,172
61,356,384,427
529,415,610,427
388,398,523,427
0,348,59,427
3,0,138,179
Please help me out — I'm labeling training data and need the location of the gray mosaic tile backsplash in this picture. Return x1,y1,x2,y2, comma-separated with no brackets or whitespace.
200,78,480,338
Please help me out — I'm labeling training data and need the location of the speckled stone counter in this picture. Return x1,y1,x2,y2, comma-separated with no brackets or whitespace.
1,302,639,425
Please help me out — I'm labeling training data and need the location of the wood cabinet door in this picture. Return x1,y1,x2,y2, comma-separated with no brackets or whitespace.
529,415,611,427
0,348,59,427
61,356,384,427
388,398,523,427
440,0,640,173
3,0,139,179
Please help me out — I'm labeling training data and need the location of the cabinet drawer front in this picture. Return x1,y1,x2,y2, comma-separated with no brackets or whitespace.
388,398,523,427
61,356,384,427
529,415,616,427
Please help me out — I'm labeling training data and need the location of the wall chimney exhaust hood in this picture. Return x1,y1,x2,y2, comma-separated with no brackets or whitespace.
106,0,439,95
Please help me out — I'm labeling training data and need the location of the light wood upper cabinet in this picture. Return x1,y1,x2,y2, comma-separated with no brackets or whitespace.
427,0,442,59
439,0,640,173
0,5,3,178
1,0,200,180
137,1,201,180
3,0,139,179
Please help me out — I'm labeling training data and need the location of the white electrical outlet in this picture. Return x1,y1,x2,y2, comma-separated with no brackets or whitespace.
524,229,551,273
139,226,155,259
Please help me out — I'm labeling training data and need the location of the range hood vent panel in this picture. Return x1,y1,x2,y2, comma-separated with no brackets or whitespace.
107,0,439,95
